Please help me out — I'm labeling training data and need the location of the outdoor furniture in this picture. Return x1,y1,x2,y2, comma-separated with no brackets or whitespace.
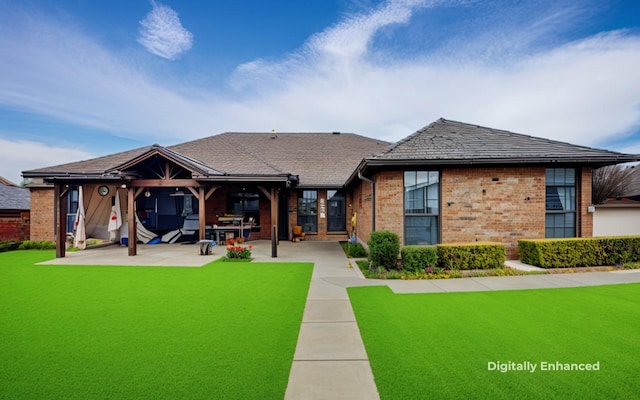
292,226,305,242
197,239,214,255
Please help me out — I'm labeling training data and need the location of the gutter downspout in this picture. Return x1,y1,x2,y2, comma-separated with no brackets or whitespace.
358,171,375,232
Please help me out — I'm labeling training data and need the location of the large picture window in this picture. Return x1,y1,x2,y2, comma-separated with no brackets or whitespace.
545,168,576,238
404,171,439,245
297,190,318,233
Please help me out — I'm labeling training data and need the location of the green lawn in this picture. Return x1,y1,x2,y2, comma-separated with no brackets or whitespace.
348,284,640,400
0,251,313,400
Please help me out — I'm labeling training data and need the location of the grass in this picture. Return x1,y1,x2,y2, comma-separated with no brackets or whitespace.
0,250,313,400
348,284,640,399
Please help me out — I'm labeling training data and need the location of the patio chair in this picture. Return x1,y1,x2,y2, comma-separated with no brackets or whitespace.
292,225,306,242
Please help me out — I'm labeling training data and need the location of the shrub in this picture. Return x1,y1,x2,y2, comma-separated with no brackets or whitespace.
18,240,56,250
519,236,640,268
226,244,253,260
437,242,506,270
401,246,438,272
0,241,21,252
367,231,400,270
341,242,368,258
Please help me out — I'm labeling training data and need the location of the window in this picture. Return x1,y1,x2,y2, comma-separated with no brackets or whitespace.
327,190,346,232
66,187,79,233
227,192,260,225
545,168,576,238
404,171,439,245
297,190,318,233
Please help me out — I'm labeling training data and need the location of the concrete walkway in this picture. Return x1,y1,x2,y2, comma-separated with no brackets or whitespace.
39,240,640,399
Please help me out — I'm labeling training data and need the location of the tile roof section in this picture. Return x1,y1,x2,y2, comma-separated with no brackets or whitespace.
371,118,639,165
0,182,30,210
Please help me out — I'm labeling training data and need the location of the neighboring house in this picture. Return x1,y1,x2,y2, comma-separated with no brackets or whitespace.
593,167,640,236
0,177,30,241
23,118,639,259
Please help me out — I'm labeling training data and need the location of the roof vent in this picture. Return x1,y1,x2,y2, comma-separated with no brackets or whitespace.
332,132,341,135
271,129,278,139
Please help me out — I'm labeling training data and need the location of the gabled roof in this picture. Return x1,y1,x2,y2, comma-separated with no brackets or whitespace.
0,181,30,210
367,118,639,167
23,146,154,179
105,145,223,177
23,132,390,187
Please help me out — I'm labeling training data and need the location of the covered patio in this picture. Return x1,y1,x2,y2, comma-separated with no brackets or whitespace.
38,240,336,267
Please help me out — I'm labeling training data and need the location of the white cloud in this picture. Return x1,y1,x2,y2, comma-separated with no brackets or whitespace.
0,0,639,177
137,1,193,60
0,138,94,185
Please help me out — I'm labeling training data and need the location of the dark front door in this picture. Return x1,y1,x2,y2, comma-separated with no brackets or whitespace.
327,190,346,232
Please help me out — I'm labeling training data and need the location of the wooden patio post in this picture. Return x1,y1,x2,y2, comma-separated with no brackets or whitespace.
55,183,67,258
127,186,137,256
199,186,206,240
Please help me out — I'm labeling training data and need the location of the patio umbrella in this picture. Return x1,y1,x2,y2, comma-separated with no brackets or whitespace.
73,186,86,250
107,188,122,241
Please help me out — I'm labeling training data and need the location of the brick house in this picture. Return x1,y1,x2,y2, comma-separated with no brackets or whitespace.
22,118,638,259
0,177,30,241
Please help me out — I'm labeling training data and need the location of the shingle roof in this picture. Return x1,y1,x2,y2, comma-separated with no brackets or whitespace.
23,133,390,187
0,182,30,210
370,118,639,166
169,132,390,187
23,146,154,177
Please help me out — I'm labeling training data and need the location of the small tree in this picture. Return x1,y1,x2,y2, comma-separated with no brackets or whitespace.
367,231,400,271
592,165,637,204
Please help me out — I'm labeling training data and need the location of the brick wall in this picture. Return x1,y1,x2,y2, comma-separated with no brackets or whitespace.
374,170,404,242
441,167,546,259
0,210,30,241
29,187,55,241
351,178,374,245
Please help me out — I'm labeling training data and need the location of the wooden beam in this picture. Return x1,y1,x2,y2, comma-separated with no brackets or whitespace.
186,186,199,199
129,179,200,187
199,187,206,240
257,186,271,201
134,187,145,200
205,186,219,201
55,184,67,258
128,186,137,256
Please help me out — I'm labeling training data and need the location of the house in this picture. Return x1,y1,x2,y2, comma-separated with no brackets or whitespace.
593,167,640,236
22,118,639,259
0,177,30,241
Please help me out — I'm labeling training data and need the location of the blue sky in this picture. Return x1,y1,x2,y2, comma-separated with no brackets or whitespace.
1,0,640,184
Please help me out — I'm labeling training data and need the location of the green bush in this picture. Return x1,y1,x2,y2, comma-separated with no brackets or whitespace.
341,242,368,258
437,242,506,270
0,241,21,252
401,246,438,272
367,231,400,270
18,240,56,250
519,236,640,268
